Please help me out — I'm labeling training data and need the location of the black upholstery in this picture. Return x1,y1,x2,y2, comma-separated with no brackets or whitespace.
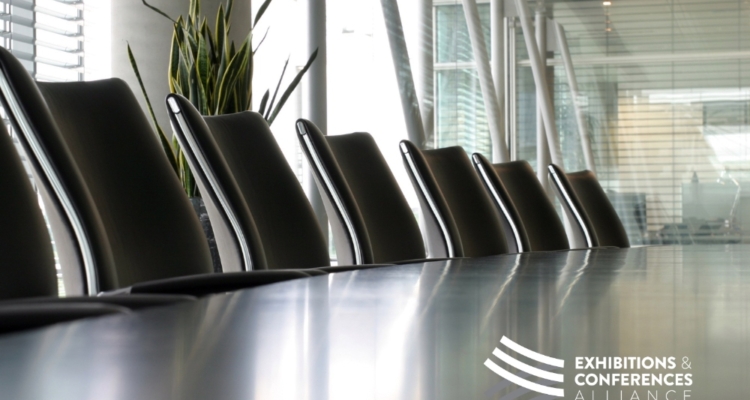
167,95,329,270
472,155,569,252
9,294,195,311
0,47,116,293
0,118,193,332
400,141,508,258
548,164,630,248
126,270,311,297
0,123,58,300
37,80,214,288
0,47,308,295
204,113,331,270
296,119,427,265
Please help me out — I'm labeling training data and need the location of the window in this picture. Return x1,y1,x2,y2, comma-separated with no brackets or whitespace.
515,0,750,245
1,0,85,81
434,2,492,155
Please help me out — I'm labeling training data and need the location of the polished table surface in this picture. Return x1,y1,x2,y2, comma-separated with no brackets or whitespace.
0,245,749,399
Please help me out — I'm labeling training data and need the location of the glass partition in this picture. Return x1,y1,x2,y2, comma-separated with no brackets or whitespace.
515,0,750,245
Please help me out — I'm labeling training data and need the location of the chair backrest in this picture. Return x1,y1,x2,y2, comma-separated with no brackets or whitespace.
296,119,426,265
548,163,630,248
400,141,508,258
0,123,58,300
472,155,569,252
0,47,213,293
166,94,330,271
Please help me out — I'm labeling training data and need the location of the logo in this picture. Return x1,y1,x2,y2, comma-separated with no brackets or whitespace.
484,336,695,400
484,336,565,398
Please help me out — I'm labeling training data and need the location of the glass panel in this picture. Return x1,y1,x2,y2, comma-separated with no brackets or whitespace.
434,2,491,155
435,4,490,64
516,0,750,245
436,68,491,155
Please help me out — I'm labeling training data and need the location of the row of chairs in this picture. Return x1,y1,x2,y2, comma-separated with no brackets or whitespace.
403,147,630,253
170,93,630,263
0,45,627,334
295,119,629,260
0,47,339,333
173,100,628,272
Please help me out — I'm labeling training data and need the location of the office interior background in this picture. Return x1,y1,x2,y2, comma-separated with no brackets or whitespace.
6,0,749,276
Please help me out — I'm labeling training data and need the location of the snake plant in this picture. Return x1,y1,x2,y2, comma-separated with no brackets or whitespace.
129,0,317,197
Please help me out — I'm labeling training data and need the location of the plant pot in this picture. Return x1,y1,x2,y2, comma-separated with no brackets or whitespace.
190,197,222,273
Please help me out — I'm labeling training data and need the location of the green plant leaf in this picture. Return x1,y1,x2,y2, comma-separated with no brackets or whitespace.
214,43,228,105
267,48,318,124
195,35,211,113
225,0,233,28
186,9,195,33
214,41,246,113
253,26,269,54
240,33,253,110
142,0,176,23
200,18,216,66
168,23,182,93
215,4,226,58
173,16,186,45
226,37,252,113
253,0,273,27
187,27,199,56
142,0,316,193
127,43,178,174
235,39,253,111
170,77,183,95
176,35,193,98
196,29,210,82
189,0,200,22
258,89,270,116
265,56,289,120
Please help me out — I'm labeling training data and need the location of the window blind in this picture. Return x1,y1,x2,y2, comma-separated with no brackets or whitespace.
434,2,492,156
516,0,750,245
1,0,83,81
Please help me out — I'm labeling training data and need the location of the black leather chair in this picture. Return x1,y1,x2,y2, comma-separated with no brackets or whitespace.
547,163,630,248
0,47,310,297
472,155,569,252
400,141,509,258
165,95,389,273
0,124,60,302
295,119,432,265
0,121,194,334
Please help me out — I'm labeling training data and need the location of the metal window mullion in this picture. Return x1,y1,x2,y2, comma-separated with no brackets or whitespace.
31,0,36,77
461,0,508,161
504,17,517,161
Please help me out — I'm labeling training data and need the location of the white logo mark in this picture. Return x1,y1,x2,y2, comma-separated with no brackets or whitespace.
484,336,565,398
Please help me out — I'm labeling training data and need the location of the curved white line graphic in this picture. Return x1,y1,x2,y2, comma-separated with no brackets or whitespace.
492,348,564,382
501,336,565,368
484,359,564,397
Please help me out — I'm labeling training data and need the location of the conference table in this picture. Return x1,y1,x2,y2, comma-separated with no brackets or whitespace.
0,244,748,399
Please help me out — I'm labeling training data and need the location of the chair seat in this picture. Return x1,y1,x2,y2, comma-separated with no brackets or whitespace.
314,264,394,273
8,294,196,310
120,270,313,297
0,302,130,335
